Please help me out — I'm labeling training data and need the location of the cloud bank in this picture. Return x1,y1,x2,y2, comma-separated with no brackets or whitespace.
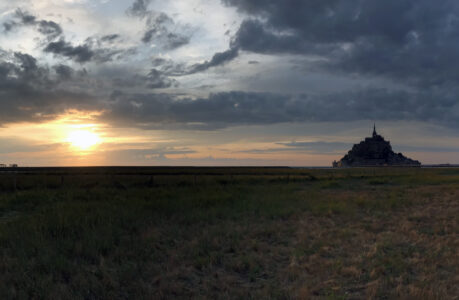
0,0,459,131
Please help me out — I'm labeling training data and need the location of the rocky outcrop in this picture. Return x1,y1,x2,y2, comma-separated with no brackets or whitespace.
333,126,421,167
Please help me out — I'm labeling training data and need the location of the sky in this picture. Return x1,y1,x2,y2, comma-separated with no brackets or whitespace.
1,0,459,166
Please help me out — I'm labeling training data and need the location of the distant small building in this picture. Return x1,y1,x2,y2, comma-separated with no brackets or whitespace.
0,164,6,168
9,164,18,168
333,125,421,167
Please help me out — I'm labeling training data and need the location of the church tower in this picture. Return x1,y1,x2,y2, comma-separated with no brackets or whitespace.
372,123,377,138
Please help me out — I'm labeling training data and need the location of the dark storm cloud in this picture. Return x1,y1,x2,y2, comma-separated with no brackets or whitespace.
3,22,14,32
103,87,459,130
2,49,459,130
106,91,295,129
12,8,36,25
127,1,190,50
146,69,178,89
0,51,98,124
101,34,120,43
3,9,128,64
44,40,94,63
53,64,74,80
37,20,63,40
43,39,129,64
142,30,189,49
222,0,459,87
223,0,420,44
147,48,238,77
149,58,187,77
13,52,38,73
4,0,459,134
141,12,190,50
231,19,319,54
109,65,178,90
3,9,62,41
141,12,172,42
126,0,152,18
188,47,239,74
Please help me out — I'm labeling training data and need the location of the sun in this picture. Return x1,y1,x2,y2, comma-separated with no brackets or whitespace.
66,130,101,151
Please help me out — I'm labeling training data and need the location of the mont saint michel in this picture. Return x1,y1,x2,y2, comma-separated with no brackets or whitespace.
333,125,421,168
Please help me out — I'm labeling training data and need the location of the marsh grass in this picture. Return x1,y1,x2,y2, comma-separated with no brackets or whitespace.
0,167,457,299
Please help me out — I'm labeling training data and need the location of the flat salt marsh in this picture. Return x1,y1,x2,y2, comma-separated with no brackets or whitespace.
0,167,457,299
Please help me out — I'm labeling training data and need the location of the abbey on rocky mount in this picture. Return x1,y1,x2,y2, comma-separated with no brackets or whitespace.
332,125,421,168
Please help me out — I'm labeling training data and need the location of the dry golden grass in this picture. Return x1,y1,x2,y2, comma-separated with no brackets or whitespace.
288,185,458,299
0,167,457,299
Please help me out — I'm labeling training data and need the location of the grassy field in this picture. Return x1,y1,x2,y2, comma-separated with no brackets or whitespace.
0,167,457,299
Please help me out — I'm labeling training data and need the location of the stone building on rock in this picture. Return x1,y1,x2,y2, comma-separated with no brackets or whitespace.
332,125,421,168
